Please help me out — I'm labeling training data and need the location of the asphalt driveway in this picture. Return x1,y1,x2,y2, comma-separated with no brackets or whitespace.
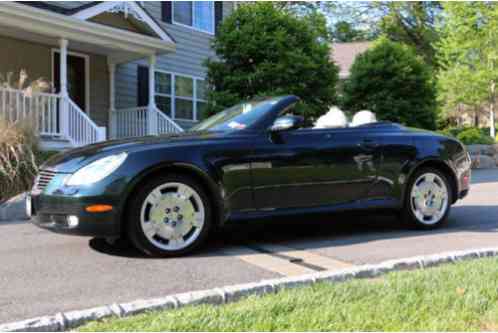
1,169,497,323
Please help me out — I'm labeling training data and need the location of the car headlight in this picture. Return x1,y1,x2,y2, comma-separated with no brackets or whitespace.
66,152,128,186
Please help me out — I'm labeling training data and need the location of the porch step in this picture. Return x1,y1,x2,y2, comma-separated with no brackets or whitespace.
39,135,73,152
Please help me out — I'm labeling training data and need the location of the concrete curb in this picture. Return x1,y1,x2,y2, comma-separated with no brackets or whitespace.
0,193,28,222
2,247,498,332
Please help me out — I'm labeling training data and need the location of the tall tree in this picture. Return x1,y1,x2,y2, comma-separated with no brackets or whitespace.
205,2,339,119
437,2,498,137
331,21,369,42
328,2,441,65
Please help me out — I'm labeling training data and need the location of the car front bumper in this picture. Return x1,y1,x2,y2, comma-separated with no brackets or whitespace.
29,174,123,237
30,194,121,237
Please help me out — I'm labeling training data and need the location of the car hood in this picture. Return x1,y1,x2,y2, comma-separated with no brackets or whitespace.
42,131,226,173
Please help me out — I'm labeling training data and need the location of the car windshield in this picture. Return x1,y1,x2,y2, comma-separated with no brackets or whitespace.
190,97,282,132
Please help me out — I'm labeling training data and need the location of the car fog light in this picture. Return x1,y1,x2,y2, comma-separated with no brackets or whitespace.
67,215,79,228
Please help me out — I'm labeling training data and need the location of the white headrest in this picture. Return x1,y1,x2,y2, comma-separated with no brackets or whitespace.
314,106,347,129
351,110,376,127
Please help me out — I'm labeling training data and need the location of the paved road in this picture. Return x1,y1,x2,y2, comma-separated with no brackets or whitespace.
1,169,498,323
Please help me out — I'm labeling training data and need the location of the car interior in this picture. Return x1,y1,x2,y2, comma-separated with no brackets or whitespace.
281,103,378,130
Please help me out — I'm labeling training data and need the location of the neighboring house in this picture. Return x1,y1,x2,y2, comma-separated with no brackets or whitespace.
330,41,371,79
0,1,235,150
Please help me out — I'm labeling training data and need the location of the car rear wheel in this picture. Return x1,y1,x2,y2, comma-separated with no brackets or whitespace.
127,174,212,257
402,168,452,229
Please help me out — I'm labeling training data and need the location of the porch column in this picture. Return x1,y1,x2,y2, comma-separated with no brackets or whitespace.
147,54,158,135
59,38,69,137
108,62,116,139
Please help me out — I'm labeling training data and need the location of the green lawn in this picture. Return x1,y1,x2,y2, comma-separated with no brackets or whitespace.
80,257,498,331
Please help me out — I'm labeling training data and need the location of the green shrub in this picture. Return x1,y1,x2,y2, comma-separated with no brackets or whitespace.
456,128,495,145
437,127,466,138
341,38,437,130
0,70,54,202
0,119,39,202
438,126,497,145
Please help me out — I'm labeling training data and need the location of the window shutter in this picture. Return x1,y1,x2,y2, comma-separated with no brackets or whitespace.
214,1,223,35
161,1,172,23
137,65,149,107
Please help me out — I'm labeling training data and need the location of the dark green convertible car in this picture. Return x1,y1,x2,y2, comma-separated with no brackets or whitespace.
29,96,471,257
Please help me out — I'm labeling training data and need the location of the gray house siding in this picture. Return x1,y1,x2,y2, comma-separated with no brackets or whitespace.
115,1,236,130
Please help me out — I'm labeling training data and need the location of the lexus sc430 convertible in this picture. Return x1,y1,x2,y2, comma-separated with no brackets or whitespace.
30,95,471,257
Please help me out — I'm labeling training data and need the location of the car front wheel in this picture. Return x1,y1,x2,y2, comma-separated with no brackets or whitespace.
127,174,212,257
402,168,452,229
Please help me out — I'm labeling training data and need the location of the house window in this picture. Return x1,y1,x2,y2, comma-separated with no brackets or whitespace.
196,80,208,120
155,72,172,117
173,1,214,34
155,71,208,121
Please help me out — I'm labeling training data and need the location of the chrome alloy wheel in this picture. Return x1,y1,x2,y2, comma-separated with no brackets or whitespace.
140,182,205,251
410,172,449,225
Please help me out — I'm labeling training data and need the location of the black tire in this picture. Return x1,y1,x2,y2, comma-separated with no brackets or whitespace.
127,173,212,257
401,167,453,230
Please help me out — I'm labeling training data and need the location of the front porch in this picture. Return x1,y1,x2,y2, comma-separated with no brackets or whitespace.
0,2,183,150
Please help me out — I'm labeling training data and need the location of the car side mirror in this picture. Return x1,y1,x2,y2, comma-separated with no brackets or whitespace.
270,115,304,132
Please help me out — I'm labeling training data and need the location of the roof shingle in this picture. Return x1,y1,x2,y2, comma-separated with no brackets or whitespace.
330,42,372,79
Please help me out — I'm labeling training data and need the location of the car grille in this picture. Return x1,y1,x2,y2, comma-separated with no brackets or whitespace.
34,170,57,191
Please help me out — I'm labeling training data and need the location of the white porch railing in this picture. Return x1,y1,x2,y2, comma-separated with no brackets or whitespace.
0,88,60,136
0,87,106,147
111,106,184,139
156,107,184,134
66,98,106,147
112,106,148,138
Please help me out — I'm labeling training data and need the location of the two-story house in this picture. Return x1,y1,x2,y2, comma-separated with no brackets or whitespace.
0,1,235,150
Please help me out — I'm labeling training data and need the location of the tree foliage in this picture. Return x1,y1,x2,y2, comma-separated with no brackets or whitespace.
331,21,370,42
341,38,437,130
328,2,441,66
437,2,498,137
205,2,339,119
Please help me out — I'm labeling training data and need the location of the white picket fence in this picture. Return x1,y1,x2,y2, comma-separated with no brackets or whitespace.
0,87,106,147
111,106,183,139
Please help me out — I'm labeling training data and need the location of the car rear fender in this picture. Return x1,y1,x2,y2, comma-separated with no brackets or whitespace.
401,158,459,205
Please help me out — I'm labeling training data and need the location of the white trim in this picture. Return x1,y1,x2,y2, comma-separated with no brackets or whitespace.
155,69,206,82
72,1,175,44
0,2,175,63
147,54,158,135
154,70,207,122
172,1,215,36
171,74,176,119
51,49,91,115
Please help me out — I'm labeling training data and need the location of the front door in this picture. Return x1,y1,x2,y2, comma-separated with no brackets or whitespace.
250,129,324,210
250,128,381,211
53,52,87,112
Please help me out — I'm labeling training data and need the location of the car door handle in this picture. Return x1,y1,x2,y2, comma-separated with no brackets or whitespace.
359,139,379,149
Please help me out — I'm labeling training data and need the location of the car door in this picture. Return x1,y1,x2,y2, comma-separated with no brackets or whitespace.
249,129,325,210
312,128,382,206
